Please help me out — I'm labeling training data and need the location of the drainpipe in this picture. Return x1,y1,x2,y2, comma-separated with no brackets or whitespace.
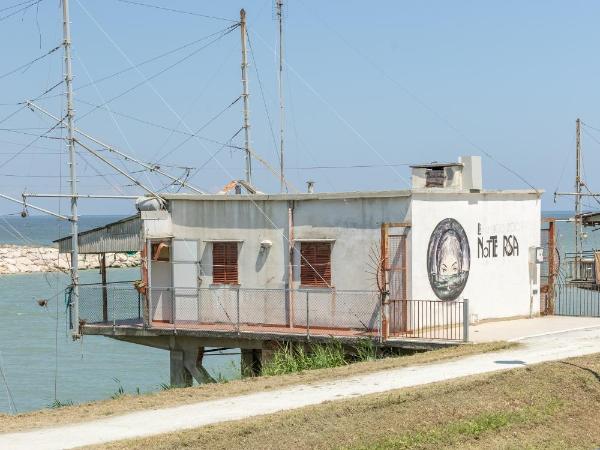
287,200,295,328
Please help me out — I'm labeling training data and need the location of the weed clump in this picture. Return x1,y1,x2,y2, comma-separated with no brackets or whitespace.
261,339,378,376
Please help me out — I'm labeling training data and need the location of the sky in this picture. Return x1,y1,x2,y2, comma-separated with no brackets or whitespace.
0,0,599,217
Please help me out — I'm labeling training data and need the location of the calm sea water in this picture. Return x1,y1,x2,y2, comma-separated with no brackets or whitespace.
0,215,126,246
0,216,238,414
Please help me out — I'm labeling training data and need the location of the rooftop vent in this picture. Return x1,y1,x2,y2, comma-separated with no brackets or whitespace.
410,156,482,190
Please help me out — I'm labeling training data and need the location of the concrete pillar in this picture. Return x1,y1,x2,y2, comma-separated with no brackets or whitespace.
261,347,275,368
170,349,192,387
170,346,216,387
241,349,262,377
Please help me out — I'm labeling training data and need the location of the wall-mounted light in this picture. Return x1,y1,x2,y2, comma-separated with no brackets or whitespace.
260,240,272,253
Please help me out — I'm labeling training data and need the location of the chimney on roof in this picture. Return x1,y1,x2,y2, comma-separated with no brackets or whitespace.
409,156,482,191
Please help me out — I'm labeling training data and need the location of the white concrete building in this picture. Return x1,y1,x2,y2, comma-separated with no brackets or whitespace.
59,155,542,383
129,155,542,333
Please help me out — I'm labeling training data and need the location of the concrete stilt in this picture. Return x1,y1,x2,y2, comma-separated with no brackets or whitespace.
170,349,192,387
241,348,262,377
170,347,216,387
184,347,216,384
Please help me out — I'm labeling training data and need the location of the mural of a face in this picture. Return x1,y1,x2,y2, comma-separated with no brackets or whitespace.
427,218,470,300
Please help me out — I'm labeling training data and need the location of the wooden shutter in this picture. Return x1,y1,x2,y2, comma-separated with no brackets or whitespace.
213,242,238,284
300,242,331,287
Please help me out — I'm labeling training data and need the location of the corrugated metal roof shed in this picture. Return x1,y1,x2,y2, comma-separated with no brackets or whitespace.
54,214,142,254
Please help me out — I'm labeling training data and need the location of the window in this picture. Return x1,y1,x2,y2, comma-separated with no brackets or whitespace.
300,242,332,287
212,242,239,284
151,241,170,261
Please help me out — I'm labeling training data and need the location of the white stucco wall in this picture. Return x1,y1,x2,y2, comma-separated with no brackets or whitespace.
145,190,541,326
410,192,542,321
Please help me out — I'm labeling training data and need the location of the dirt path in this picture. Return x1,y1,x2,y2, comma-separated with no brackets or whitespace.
2,326,600,450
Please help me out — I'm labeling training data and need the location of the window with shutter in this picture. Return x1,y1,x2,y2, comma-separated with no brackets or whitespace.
300,242,332,287
212,242,239,284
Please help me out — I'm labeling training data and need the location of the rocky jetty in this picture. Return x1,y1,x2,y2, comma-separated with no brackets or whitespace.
0,245,140,274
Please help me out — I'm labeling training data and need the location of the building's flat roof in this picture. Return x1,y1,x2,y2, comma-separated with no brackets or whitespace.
409,162,463,169
160,188,543,202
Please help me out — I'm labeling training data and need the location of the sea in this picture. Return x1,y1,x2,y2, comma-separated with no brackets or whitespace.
0,212,596,414
0,215,238,414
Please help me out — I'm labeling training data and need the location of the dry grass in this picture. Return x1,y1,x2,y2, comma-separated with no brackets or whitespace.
0,341,514,433
89,353,600,450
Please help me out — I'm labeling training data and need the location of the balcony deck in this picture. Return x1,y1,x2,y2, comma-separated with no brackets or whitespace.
78,285,466,349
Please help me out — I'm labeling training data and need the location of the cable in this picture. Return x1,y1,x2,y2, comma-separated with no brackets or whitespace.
78,151,126,194
0,106,26,127
148,46,238,160
0,128,64,139
0,172,114,178
251,29,411,187
115,0,237,23
0,118,64,169
0,351,16,414
74,97,243,150
195,128,244,171
246,31,279,166
74,0,337,293
154,96,242,163
75,53,157,190
295,0,539,193
75,24,239,122
34,29,235,103
74,28,237,95
0,0,41,22
0,45,60,81
0,0,38,14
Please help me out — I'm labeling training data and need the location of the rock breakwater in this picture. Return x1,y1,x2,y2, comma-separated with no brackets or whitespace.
0,245,140,274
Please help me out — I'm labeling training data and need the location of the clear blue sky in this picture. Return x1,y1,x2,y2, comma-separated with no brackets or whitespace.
0,0,598,216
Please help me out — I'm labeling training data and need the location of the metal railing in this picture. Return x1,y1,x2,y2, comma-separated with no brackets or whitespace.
76,284,469,342
387,298,468,342
564,251,597,282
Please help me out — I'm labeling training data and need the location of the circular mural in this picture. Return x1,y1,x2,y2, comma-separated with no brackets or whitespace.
427,218,470,301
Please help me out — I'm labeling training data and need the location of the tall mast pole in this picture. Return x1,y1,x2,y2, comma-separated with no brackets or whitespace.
575,118,582,279
240,9,252,184
276,0,286,192
62,0,80,337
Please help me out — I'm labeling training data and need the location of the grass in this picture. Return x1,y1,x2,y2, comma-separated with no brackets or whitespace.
261,341,349,376
110,378,126,400
88,353,600,450
47,399,74,409
261,339,380,376
0,341,515,434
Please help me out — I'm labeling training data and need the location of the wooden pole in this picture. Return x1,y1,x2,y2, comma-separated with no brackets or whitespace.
101,253,108,322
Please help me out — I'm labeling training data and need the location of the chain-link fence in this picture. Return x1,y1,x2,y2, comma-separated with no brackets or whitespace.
78,282,142,325
147,286,381,338
76,284,467,342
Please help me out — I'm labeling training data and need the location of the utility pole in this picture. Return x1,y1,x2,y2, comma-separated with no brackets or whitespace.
575,117,582,279
276,0,286,192
240,9,252,185
62,0,80,337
